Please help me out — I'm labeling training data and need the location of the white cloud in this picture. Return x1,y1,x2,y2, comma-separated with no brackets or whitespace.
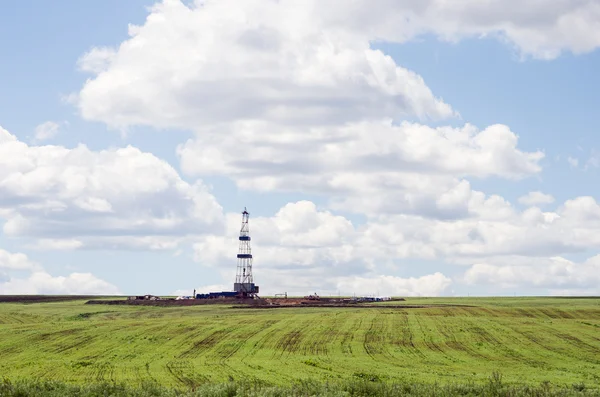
74,0,551,226
0,126,224,250
585,149,600,170
193,202,382,295
361,197,600,262
34,121,60,141
567,156,579,168
180,121,542,181
76,46,116,74
19,0,600,297
180,121,542,218
320,0,600,59
75,0,600,131
0,249,119,294
0,249,40,271
518,191,555,206
191,201,451,296
33,239,84,250
76,0,456,131
463,256,600,293
190,197,600,296
336,273,452,297
194,201,358,266
0,271,120,295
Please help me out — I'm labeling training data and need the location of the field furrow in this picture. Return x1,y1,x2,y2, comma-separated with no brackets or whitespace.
0,297,599,387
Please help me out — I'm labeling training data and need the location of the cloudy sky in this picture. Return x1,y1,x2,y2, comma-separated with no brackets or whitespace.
1,0,600,297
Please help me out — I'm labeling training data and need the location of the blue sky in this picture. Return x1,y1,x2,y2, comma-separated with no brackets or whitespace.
1,0,600,297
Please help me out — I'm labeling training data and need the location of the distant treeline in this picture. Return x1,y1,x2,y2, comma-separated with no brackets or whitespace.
1,373,599,397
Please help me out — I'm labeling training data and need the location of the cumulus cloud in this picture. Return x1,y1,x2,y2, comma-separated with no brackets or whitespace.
0,126,224,250
194,201,358,267
33,121,60,141
567,156,579,168
27,0,600,297
33,239,84,250
326,0,600,60
0,271,120,295
180,121,542,181
463,256,600,293
180,121,542,218
76,0,455,130
0,249,119,294
585,150,600,170
76,46,116,74
336,273,452,297
74,0,550,225
518,191,555,206
75,0,600,130
191,198,600,296
0,249,40,271
192,201,453,296
362,196,600,262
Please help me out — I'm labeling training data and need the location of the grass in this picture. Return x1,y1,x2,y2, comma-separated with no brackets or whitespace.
0,297,599,391
2,375,600,396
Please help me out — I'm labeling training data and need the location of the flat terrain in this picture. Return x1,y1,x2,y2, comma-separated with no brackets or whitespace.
0,297,599,388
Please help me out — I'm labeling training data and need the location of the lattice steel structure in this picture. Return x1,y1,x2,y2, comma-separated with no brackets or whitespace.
234,207,259,296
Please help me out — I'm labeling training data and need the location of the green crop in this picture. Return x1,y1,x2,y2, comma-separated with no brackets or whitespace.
0,296,598,391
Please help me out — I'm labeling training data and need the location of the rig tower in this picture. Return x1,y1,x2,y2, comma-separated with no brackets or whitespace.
234,208,259,297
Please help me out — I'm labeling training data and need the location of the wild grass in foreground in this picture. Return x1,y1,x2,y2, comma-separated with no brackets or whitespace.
1,374,599,397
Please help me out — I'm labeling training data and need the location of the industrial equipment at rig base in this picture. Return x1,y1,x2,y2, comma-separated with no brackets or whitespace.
196,207,259,300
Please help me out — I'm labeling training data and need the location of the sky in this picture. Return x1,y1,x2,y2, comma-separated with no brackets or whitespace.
1,0,600,297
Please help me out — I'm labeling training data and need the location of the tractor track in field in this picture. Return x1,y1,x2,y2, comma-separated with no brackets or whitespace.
3,297,600,386
392,313,426,358
276,329,306,355
476,307,503,318
253,327,281,351
537,308,576,319
165,360,208,388
169,326,218,353
577,322,600,342
466,321,544,367
93,362,116,382
339,316,363,356
433,320,490,362
215,320,280,361
53,334,98,354
178,327,237,359
144,361,158,383
314,324,342,356
274,317,320,357
236,321,283,364
300,313,346,356
502,323,600,365
413,315,454,362
543,326,600,356
514,308,541,319
363,313,396,360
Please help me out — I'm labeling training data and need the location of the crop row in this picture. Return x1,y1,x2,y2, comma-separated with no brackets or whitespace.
0,300,599,388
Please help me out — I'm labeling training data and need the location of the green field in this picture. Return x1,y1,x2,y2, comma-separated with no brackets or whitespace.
1,297,599,391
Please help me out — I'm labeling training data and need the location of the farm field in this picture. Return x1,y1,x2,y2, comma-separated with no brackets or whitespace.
0,297,599,390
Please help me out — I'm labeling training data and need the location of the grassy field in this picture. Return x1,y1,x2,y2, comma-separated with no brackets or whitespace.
0,297,599,391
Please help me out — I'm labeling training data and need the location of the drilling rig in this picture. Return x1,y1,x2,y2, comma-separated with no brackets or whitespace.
195,207,259,300
233,207,259,298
